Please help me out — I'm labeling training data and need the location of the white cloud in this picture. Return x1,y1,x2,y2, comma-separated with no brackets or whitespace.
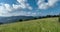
0,0,32,17
26,4,32,10
13,0,32,10
37,0,59,9
26,12,37,16
48,0,58,6
31,13,37,16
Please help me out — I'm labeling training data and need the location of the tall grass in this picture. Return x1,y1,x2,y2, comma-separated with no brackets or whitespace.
0,17,59,32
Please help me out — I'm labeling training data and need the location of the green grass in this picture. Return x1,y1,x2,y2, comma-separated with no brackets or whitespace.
0,17,60,32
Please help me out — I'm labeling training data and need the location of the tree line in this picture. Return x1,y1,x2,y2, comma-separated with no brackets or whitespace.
19,14,60,22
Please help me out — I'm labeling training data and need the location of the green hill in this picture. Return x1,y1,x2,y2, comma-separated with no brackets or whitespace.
0,17,60,32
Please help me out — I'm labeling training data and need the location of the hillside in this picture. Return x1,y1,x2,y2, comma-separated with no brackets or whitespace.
0,17,60,32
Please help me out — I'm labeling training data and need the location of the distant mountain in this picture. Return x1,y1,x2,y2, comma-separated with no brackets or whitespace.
0,14,59,24
0,16,35,24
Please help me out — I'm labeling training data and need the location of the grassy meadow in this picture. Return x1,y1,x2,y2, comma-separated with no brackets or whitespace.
0,17,60,32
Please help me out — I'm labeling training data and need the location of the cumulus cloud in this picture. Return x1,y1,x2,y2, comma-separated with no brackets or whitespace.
0,0,32,17
26,12,37,16
37,0,59,9
0,0,59,17
13,0,32,10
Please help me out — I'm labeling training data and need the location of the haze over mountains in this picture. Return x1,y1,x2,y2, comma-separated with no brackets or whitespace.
0,16,36,23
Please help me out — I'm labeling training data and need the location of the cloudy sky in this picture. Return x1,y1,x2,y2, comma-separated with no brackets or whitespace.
0,0,60,17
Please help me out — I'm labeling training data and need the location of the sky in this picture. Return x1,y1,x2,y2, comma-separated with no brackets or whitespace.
0,0,60,17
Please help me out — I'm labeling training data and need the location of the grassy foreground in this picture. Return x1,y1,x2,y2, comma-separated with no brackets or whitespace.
0,17,60,32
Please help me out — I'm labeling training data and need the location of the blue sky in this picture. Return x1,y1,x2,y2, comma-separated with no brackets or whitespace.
0,0,60,17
